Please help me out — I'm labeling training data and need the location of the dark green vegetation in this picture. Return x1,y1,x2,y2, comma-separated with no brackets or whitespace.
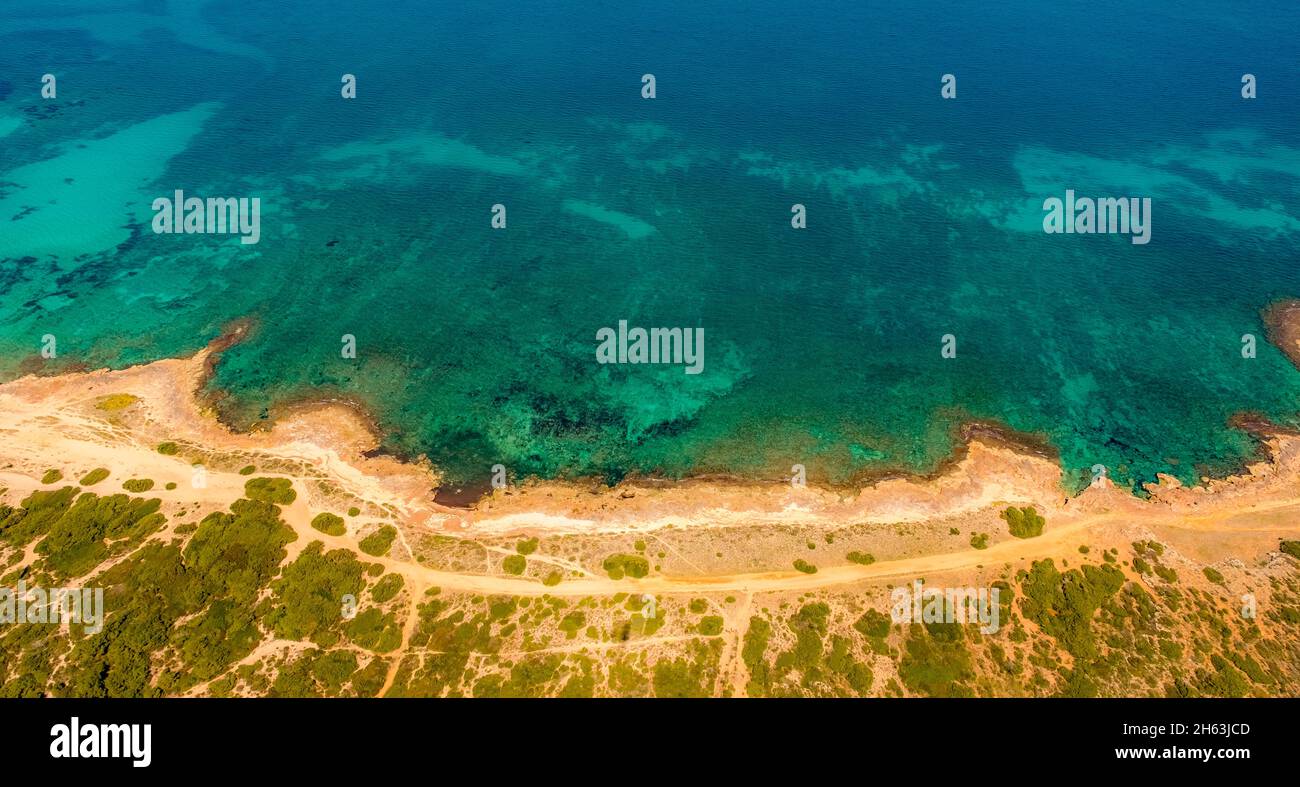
650,640,723,697
122,478,154,493
846,551,875,566
899,603,975,698
1002,506,1045,538
1,487,164,580
737,556,1300,698
602,553,650,580
502,554,526,575
1020,559,1124,661
244,477,296,505
793,559,817,574
156,442,179,456
698,616,723,636
371,574,404,603
1282,541,1300,560
359,525,397,557
310,512,347,536
742,603,873,697
40,469,62,485
78,468,110,486
854,609,891,654
0,485,403,698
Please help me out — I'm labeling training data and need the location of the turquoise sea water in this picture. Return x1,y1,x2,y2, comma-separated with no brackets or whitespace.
2,1,1299,490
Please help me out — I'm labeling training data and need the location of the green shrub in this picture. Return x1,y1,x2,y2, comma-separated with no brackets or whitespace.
23,489,166,578
847,551,875,565
244,477,296,505
516,537,538,555
359,525,397,557
698,616,723,636
343,608,402,653
1280,541,1300,560
502,554,527,575
652,653,712,698
371,573,404,603
238,465,256,475
123,478,155,493
742,617,773,696
542,570,562,586
793,559,817,574
898,615,975,698
1203,567,1225,585
603,553,650,580
351,658,388,697
96,393,138,411
265,542,365,646
1002,506,1045,538
559,611,586,637
1019,559,1124,659
78,468,110,486
970,533,989,550
41,469,63,484
156,442,179,455
854,609,892,640
311,513,347,536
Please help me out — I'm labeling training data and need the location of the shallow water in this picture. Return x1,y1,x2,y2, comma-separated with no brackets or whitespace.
1,0,1299,490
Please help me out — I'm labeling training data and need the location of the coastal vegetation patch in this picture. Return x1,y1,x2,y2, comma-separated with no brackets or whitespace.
1002,506,1045,539
310,513,346,536
78,468,110,486
244,477,296,505
359,525,397,557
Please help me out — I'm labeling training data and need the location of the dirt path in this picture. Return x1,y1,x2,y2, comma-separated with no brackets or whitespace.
719,592,754,697
266,494,1300,599
379,585,426,697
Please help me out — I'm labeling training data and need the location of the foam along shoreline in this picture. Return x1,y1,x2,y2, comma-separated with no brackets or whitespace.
3,314,1300,540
